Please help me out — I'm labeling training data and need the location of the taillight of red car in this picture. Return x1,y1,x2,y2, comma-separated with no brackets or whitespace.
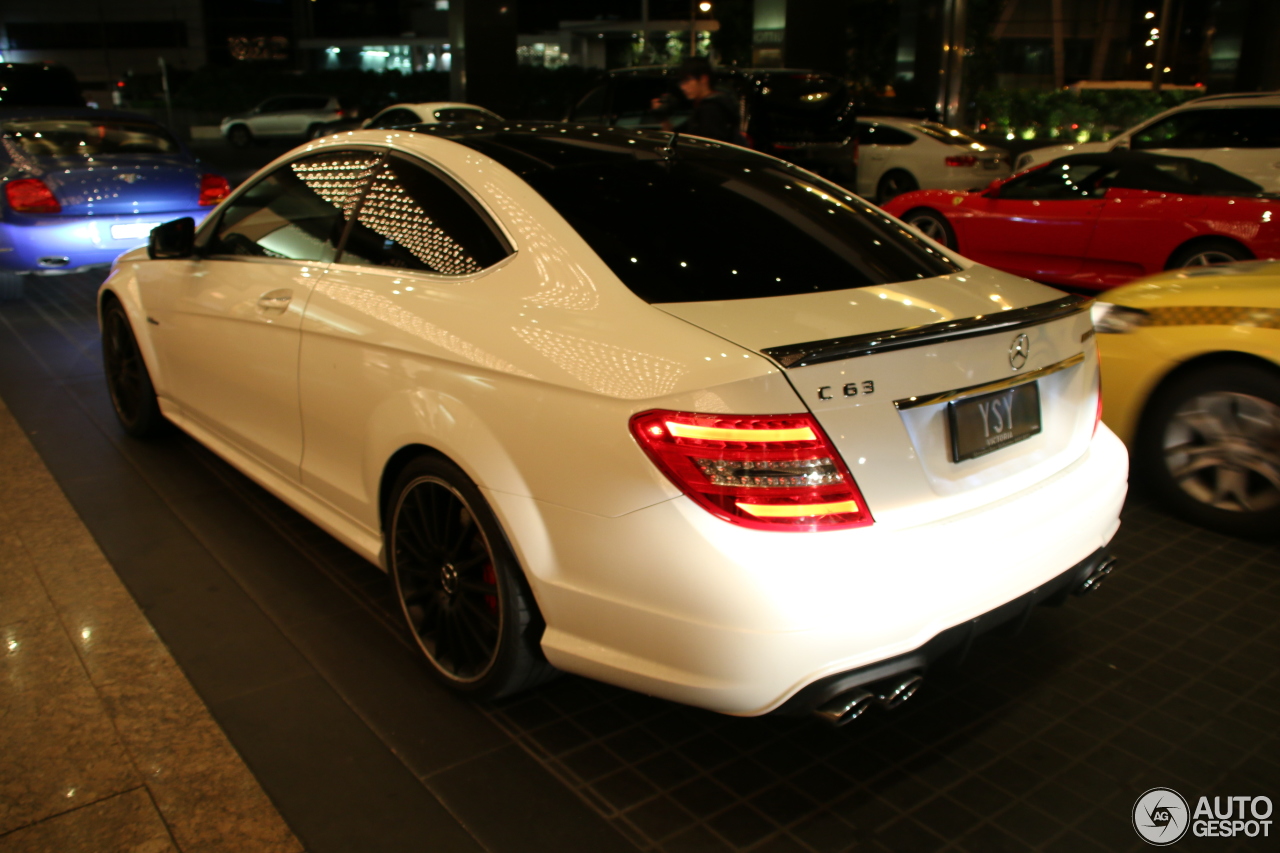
944,155,978,167
5,178,61,214
629,410,873,532
198,174,231,206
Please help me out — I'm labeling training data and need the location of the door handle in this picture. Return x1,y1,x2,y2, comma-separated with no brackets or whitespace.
257,288,292,313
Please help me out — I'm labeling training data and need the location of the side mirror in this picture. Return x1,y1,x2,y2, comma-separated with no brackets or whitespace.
983,178,1004,197
148,217,195,260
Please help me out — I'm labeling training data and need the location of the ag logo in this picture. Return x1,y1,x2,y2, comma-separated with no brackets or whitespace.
1133,787,1190,845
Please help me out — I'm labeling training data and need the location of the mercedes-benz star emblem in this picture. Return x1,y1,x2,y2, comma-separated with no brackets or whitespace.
1009,333,1030,370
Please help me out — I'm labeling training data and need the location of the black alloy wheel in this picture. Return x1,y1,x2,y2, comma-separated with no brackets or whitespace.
101,300,166,438
876,170,919,204
387,456,555,699
1136,363,1280,539
227,125,253,148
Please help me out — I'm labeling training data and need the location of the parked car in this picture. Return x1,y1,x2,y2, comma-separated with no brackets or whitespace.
100,125,1125,721
882,151,1279,291
363,102,502,130
567,67,858,186
1093,260,1280,538
220,95,352,147
856,116,1010,203
0,108,229,300
1014,92,1280,191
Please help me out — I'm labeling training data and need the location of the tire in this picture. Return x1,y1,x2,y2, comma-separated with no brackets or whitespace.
387,455,556,700
901,207,957,249
876,170,918,204
226,125,253,148
0,271,23,301
101,299,167,438
1166,238,1252,270
1135,363,1280,539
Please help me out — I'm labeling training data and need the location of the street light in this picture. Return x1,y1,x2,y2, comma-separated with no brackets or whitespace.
689,1,712,56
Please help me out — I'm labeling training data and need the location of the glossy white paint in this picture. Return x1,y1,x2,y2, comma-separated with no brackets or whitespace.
857,116,1012,201
1013,94,1280,189
101,129,1127,715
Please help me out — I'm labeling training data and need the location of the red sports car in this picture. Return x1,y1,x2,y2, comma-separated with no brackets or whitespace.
881,151,1280,291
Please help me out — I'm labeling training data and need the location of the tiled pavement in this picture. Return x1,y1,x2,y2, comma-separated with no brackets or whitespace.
0,272,1276,852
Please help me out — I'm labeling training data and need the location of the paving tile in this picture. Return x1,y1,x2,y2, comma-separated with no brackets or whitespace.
0,788,175,853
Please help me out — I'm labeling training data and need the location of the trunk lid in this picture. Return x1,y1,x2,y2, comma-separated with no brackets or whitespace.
36,155,203,215
657,270,1100,529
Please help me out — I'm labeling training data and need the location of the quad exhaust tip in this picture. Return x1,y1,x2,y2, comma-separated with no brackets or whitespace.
1076,556,1117,596
815,672,925,726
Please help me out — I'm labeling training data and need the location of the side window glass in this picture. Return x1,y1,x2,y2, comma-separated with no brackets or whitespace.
339,154,509,275
207,151,380,262
998,163,1105,200
1132,112,1214,149
615,78,687,128
571,86,609,122
863,125,914,146
372,109,416,128
258,97,287,113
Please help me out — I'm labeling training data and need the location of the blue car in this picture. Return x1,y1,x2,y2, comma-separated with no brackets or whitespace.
0,108,229,299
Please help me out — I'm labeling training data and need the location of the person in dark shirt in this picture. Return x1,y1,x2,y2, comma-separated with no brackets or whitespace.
651,57,742,144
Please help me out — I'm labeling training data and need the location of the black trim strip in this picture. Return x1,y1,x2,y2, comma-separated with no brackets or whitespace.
761,294,1092,368
893,352,1086,410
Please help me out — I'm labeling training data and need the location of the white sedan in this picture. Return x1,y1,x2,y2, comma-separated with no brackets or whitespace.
857,116,1011,203
362,101,502,130
1012,92,1280,189
99,125,1126,723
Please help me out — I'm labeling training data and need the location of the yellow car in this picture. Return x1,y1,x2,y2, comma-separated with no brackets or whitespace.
1093,260,1280,538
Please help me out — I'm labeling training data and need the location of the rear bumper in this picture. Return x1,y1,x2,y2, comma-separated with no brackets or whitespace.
773,546,1115,716
0,209,211,273
489,426,1128,716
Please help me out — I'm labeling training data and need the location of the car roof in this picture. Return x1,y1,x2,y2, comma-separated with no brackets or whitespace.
392,122,756,176
1176,91,1280,108
1050,150,1209,167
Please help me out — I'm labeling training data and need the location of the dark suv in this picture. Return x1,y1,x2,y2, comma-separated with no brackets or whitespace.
567,67,857,186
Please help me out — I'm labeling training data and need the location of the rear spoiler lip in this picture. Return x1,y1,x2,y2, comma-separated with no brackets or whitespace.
761,293,1092,369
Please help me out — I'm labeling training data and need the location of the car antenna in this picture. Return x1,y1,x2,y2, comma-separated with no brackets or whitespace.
661,130,680,160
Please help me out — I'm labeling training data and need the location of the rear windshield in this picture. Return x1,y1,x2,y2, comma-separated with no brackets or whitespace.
524,156,960,303
912,122,984,147
755,73,853,140
0,118,180,157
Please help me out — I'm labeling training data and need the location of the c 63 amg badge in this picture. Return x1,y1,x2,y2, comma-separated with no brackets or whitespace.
818,380,875,401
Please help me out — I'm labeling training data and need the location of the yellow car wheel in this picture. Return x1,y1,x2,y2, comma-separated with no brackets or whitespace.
1136,363,1280,539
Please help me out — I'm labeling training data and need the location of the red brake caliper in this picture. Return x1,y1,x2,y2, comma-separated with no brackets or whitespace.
482,563,497,612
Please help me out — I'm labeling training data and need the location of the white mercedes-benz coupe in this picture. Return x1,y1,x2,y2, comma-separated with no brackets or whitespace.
99,124,1127,724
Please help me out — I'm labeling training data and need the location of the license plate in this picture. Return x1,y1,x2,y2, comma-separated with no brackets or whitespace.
110,222,160,240
982,159,1001,169
948,382,1041,462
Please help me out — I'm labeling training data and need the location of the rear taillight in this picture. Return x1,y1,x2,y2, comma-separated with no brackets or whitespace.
198,174,231,206
5,178,61,213
944,155,978,167
629,410,873,532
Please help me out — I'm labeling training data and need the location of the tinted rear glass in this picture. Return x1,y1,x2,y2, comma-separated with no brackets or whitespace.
754,73,853,140
524,157,960,303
